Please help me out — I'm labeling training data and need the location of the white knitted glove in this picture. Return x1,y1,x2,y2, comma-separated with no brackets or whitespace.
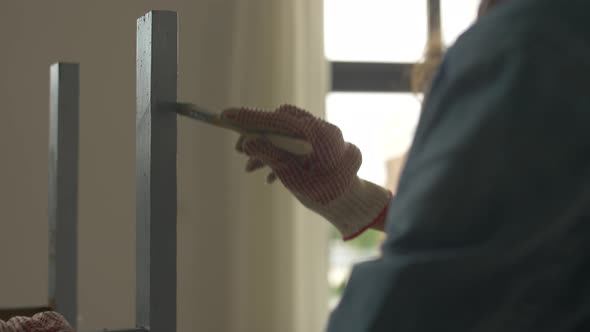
0,311,73,332
223,104,392,240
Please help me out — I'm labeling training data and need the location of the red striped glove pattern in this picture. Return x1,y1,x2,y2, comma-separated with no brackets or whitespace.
223,104,392,240
0,312,73,332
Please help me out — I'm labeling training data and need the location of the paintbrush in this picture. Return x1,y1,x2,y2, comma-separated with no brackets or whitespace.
167,102,313,156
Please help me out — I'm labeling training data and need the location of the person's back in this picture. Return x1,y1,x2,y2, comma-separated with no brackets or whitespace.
327,0,590,330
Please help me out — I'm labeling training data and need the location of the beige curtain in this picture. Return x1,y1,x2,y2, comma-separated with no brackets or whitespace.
0,0,328,331
226,1,329,332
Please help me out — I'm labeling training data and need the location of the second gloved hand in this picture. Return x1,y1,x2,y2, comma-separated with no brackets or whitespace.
222,104,392,240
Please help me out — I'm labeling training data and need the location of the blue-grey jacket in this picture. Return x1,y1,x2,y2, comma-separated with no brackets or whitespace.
327,0,590,331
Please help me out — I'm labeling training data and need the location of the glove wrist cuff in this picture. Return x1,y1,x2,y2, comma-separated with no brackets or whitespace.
298,177,393,240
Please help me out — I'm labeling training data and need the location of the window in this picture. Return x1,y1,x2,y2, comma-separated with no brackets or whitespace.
441,0,481,46
326,93,420,186
324,0,428,62
326,92,420,308
324,0,479,309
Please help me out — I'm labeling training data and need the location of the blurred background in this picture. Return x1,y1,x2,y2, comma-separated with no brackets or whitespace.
0,1,478,331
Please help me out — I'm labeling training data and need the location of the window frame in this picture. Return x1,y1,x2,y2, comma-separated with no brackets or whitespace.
329,0,442,93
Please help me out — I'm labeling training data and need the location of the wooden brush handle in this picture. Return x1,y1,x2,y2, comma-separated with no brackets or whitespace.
263,133,313,156
217,119,313,156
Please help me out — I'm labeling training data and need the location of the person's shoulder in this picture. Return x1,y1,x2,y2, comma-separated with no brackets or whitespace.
445,0,590,75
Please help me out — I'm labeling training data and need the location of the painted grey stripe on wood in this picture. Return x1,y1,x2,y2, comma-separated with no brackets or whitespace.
136,10,178,332
48,62,79,328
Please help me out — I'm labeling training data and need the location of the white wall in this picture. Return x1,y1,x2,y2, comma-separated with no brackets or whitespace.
0,1,329,331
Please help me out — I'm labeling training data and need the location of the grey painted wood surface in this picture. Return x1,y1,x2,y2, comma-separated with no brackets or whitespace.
48,62,79,328
136,10,178,332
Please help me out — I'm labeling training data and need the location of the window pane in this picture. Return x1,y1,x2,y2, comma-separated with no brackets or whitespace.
326,93,421,186
324,0,428,62
441,0,480,46
326,92,422,308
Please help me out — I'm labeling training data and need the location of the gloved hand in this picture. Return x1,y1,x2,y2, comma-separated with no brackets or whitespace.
0,311,73,332
222,104,392,240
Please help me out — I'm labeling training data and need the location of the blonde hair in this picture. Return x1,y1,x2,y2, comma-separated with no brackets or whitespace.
411,0,509,94
411,30,445,94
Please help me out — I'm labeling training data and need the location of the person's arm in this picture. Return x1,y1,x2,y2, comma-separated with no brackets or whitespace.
327,17,590,332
